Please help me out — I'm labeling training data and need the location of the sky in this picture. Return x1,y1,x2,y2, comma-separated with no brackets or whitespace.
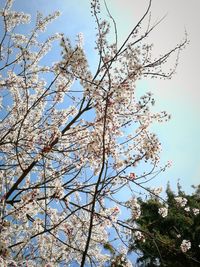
3,0,200,194
99,0,200,193
111,0,200,193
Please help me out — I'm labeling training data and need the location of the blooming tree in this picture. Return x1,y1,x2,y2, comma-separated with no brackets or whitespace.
0,0,187,266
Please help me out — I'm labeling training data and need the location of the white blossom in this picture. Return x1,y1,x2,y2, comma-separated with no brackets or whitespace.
151,187,163,195
192,208,200,216
174,197,188,207
128,198,141,220
184,206,190,212
135,231,145,242
180,240,191,253
158,207,168,218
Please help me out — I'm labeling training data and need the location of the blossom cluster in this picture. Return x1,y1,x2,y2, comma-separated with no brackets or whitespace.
158,207,168,218
128,198,141,220
174,197,188,207
180,240,191,253
151,186,163,195
192,208,200,215
134,231,145,243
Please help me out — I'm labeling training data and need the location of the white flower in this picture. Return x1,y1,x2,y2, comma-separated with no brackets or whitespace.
192,208,200,216
129,198,141,220
135,231,145,242
151,187,163,195
77,32,84,48
174,197,187,207
158,207,168,218
180,240,191,253
184,206,190,212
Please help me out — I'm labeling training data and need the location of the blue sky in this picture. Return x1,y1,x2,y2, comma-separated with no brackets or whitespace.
101,0,200,193
2,0,200,194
